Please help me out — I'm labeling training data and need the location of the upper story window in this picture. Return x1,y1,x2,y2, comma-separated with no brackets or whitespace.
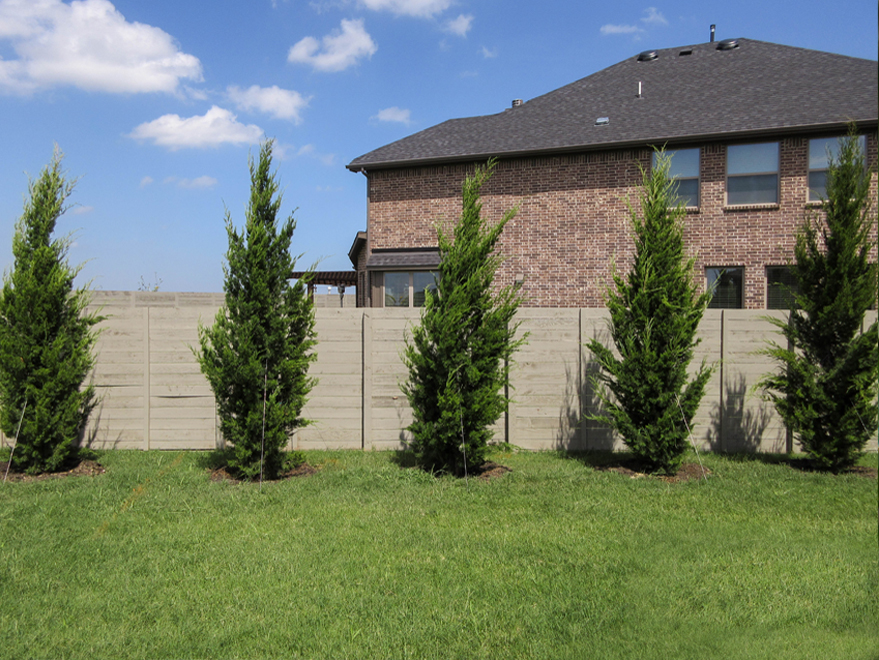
726,142,779,205
808,135,867,201
384,271,438,307
654,148,700,207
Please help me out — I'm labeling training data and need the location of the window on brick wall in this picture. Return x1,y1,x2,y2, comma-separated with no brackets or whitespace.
808,135,867,201
766,266,798,310
383,271,438,307
707,267,744,309
653,147,699,207
726,142,779,205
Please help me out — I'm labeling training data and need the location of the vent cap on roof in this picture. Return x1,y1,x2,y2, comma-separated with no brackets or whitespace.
637,50,658,62
511,99,524,108
717,38,739,51
595,117,609,126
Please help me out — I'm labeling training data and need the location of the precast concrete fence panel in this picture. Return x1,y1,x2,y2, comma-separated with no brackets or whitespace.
1,292,874,454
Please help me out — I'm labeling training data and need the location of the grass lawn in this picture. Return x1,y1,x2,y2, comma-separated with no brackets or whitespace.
0,448,876,659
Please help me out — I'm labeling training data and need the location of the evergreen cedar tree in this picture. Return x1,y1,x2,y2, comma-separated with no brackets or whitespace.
587,150,713,475
197,141,316,480
0,149,102,474
759,130,878,472
403,161,526,475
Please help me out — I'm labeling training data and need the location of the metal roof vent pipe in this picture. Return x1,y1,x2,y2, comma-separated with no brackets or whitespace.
710,24,715,42
511,99,524,108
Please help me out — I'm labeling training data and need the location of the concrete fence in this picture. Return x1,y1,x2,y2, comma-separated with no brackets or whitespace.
2,291,875,453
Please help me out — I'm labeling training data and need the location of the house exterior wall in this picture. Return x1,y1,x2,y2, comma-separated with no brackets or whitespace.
363,133,878,308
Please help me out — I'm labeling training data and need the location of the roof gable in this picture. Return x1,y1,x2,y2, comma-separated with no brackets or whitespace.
348,39,878,170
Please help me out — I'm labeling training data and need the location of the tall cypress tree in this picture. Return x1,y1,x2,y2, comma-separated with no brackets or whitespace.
587,150,713,474
197,140,316,480
402,161,525,475
0,148,102,474
759,129,878,472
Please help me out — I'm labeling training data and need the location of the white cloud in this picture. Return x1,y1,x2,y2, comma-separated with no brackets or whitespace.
600,24,643,35
358,0,451,18
480,46,497,58
171,175,218,189
288,19,376,72
641,7,668,26
443,14,473,37
71,205,94,215
129,106,263,150
227,84,311,123
601,7,668,37
296,144,335,166
0,0,202,94
159,175,217,189
373,106,411,125
139,176,154,188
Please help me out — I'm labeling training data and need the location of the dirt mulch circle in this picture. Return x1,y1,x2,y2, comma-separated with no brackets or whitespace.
0,459,106,483
473,461,512,481
209,462,319,484
600,461,711,483
600,459,877,481
846,466,878,479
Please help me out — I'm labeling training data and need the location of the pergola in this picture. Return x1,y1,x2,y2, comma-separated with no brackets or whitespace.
289,270,357,304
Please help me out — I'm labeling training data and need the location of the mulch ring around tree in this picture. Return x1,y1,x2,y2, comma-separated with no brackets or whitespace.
598,458,877,481
598,461,712,483
0,459,106,483
846,466,878,479
473,461,512,481
209,462,319,484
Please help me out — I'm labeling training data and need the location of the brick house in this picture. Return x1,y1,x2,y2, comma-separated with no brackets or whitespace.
346,38,878,309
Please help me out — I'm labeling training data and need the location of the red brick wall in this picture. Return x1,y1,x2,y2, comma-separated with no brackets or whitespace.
364,133,879,308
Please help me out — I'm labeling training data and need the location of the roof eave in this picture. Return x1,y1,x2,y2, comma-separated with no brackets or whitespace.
346,118,878,172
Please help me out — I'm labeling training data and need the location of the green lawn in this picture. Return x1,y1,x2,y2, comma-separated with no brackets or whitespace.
0,449,876,660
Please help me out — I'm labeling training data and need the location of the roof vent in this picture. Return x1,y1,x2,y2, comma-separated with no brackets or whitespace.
717,38,739,51
678,49,693,56
511,99,524,108
637,50,658,62
595,117,609,126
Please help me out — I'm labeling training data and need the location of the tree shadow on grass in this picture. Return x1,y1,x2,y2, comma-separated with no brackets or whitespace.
714,451,877,478
560,449,711,482
195,448,230,471
389,449,418,469
389,447,513,480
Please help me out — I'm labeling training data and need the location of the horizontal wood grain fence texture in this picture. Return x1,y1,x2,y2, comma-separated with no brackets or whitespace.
2,291,875,453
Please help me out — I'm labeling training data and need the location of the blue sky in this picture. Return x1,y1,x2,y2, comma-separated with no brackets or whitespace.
0,0,876,293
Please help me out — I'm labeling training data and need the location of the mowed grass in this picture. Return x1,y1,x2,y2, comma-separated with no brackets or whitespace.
0,449,876,660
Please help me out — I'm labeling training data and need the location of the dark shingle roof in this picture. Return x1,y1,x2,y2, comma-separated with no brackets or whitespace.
347,39,878,170
366,248,440,270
